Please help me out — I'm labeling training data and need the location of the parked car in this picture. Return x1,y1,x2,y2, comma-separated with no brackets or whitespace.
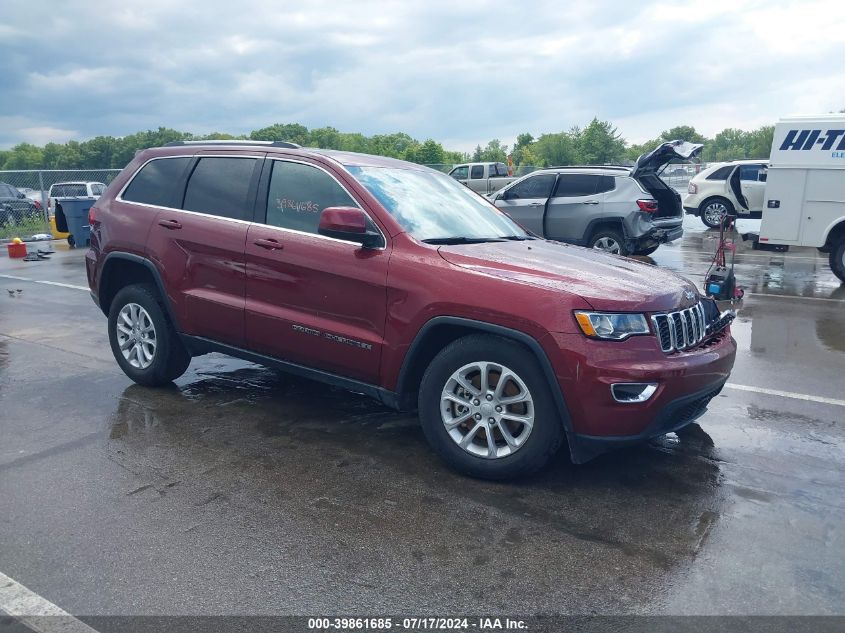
87,140,736,480
448,162,518,194
488,140,702,256
49,181,106,233
0,181,40,226
684,160,767,228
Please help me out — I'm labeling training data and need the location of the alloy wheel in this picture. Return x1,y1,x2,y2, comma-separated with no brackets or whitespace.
593,236,621,254
703,202,728,226
440,361,535,459
116,303,157,369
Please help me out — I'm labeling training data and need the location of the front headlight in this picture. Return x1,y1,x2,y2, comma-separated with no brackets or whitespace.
574,311,650,340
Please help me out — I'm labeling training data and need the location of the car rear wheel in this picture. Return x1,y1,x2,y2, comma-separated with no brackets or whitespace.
108,284,191,386
418,334,564,480
700,198,733,229
589,229,628,256
830,239,845,283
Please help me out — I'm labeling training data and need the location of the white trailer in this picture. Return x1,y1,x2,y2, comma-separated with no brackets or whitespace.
758,115,845,281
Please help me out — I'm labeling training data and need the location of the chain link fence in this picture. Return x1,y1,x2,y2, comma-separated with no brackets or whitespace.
0,169,121,241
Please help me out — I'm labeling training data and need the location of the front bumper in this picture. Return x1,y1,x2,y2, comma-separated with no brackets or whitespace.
570,379,727,462
545,327,737,463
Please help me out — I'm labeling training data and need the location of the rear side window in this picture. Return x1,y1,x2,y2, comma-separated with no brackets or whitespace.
595,175,616,194
470,165,484,179
706,166,734,181
553,174,600,197
182,157,258,220
265,161,359,235
505,174,556,199
52,184,88,197
450,166,468,180
0,184,16,197
122,157,191,207
91,184,105,196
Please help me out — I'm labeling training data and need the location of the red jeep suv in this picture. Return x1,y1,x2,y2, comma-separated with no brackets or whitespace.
86,140,737,479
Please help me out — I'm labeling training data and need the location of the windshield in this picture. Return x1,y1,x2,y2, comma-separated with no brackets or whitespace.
347,166,528,242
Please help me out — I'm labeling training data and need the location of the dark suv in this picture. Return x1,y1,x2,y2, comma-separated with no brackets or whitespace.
87,140,737,479
0,181,40,226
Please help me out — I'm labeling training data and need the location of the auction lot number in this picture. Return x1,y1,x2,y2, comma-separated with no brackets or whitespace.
309,618,526,630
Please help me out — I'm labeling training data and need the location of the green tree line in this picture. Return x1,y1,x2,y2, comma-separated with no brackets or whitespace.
0,119,774,171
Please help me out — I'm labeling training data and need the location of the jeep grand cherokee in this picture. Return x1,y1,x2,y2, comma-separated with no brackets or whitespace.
86,140,737,479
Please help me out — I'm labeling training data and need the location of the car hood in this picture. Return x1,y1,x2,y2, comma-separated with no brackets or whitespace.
631,140,703,179
438,240,700,313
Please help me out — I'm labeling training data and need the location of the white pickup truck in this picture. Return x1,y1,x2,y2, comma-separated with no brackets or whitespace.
448,162,518,194
757,115,845,281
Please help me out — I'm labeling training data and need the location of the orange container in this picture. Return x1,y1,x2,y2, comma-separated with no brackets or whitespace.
6,242,27,258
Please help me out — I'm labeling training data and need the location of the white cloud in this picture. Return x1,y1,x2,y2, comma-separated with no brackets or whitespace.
1,0,844,151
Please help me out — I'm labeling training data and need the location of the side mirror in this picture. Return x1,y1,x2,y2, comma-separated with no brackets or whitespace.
318,206,383,249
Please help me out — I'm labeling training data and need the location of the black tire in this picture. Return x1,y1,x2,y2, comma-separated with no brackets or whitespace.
108,284,191,386
418,334,565,480
67,234,75,248
699,197,734,229
632,245,659,256
830,239,845,283
588,228,628,256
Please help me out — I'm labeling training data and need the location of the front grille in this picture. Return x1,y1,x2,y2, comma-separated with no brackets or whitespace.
651,302,708,353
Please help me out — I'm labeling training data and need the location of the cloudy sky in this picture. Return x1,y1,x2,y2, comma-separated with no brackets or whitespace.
2,0,844,151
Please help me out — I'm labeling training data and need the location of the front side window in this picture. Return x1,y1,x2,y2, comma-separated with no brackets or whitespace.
505,174,556,199
470,165,484,179
450,166,468,180
348,166,527,241
553,174,600,197
739,164,761,181
266,161,359,235
182,157,257,220
122,157,192,207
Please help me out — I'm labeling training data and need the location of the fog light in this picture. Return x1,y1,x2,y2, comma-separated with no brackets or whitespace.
611,383,658,403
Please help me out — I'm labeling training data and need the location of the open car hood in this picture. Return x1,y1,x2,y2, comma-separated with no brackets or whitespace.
631,140,703,179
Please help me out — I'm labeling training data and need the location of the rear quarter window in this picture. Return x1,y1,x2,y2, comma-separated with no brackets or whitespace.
122,157,192,207
706,166,734,181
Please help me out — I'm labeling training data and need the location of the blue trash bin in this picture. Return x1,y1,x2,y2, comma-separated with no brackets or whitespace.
55,197,94,248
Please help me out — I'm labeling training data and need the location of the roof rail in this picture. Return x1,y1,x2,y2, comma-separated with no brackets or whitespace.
164,140,301,149
545,164,631,170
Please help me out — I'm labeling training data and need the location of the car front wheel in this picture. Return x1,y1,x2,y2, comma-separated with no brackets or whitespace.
108,284,191,386
418,334,564,479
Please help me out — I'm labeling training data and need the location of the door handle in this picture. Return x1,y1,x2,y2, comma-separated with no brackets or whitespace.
583,200,599,205
157,219,182,230
529,202,544,207
253,238,284,250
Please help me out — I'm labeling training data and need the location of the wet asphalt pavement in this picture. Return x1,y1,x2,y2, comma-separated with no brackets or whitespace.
0,215,843,617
